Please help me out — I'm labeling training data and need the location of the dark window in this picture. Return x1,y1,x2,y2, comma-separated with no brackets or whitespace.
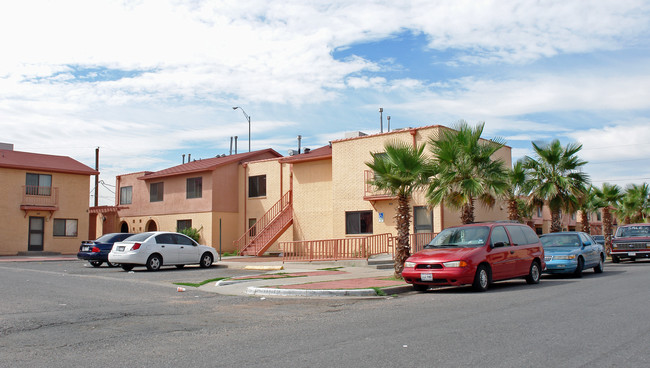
53,219,78,237
120,186,132,205
150,182,164,202
177,220,192,231
249,218,257,237
26,173,52,196
597,211,602,221
345,211,373,234
248,175,266,198
186,177,202,199
413,206,433,233
490,226,510,246
521,226,541,244
506,225,532,246
155,233,175,244
174,234,195,246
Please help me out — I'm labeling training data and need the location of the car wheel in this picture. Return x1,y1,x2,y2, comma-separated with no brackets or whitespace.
611,255,620,263
89,261,103,267
472,264,490,292
412,284,428,292
200,253,213,268
121,264,134,271
525,261,541,284
573,257,584,278
107,262,120,268
175,264,185,269
594,255,604,273
146,254,162,271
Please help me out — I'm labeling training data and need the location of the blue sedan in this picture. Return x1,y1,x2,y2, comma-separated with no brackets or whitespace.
77,233,133,267
540,232,606,277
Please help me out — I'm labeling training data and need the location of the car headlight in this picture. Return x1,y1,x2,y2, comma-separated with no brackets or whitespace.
404,261,416,268
553,255,576,260
443,260,468,268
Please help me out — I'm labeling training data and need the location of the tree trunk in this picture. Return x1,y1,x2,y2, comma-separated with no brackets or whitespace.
507,198,519,222
580,211,590,234
550,209,562,233
603,206,613,255
393,194,411,278
461,198,475,224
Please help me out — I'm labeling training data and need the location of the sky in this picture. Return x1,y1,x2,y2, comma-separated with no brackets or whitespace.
1,0,650,206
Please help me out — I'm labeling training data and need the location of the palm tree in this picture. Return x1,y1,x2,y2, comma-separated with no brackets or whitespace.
523,140,589,233
576,186,602,235
505,160,529,222
427,121,508,224
614,183,650,224
366,142,431,277
594,183,623,253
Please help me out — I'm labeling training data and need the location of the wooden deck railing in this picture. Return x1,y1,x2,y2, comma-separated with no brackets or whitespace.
281,232,437,262
22,186,58,207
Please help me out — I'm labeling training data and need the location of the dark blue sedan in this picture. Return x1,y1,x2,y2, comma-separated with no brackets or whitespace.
540,232,606,277
77,233,133,267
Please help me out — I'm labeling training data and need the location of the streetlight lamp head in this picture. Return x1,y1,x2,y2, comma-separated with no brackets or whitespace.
232,106,238,110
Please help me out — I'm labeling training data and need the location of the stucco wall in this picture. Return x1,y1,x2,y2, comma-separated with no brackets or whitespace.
0,167,91,255
291,158,333,241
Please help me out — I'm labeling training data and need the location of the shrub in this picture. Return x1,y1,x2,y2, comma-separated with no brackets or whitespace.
178,227,201,242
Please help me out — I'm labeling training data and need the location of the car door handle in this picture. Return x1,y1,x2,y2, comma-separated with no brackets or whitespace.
510,251,515,254
180,246,184,249
161,245,165,248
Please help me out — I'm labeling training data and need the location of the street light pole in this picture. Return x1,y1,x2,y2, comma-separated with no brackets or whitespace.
232,106,251,152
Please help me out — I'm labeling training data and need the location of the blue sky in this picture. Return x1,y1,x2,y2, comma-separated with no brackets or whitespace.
1,0,650,205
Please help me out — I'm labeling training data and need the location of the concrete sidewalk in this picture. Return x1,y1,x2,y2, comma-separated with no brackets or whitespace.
202,256,413,297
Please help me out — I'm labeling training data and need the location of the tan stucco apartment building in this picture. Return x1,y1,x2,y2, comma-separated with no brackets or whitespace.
111,125,512,255
0,145,98,255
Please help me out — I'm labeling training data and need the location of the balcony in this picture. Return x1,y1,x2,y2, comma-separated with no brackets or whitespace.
21,186,59,216
363,170,396,201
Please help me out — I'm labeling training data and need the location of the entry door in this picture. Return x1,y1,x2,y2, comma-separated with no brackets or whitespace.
28,217,45,251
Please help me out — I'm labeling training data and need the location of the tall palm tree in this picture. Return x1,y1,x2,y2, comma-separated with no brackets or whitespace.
594,183,623,253
576,186,602,235
505,160,529,222
366,142,431,277
427,121,508,224
523,140,589,233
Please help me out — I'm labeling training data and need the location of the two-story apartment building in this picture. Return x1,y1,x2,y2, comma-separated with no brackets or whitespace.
0,145,98,255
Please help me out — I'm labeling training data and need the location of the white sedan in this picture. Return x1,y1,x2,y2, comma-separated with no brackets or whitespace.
109,232,217,271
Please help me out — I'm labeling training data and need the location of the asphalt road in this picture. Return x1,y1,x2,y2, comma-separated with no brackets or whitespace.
1,259,649,368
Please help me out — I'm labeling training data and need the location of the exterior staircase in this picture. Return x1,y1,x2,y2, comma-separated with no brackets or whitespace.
234,191,293,256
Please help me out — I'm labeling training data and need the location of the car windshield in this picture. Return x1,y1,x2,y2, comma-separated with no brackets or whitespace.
425,226,489,248
615,225,650,238
540,234,580,247
123,232,154,242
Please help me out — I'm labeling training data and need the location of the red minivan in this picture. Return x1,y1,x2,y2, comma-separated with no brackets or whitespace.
402,222,545,292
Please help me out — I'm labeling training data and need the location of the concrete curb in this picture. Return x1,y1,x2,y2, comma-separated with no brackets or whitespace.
246,286,379,297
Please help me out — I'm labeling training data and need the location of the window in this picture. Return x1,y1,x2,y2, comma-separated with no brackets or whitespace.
490,226,510,246
177,220,192,231
597,211,602,221
413,206,433,233
150,182,164,202
536,206,543,218
248,175,266,198
505,225,538,246
249,218,257,237
186,177,202,199
571,212,576,220
53,219,78,237
120,186,132,205
26,173,52,196
345,211,373,234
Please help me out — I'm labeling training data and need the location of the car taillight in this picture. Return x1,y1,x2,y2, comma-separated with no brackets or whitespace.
91,247,100,253
131,243,141,251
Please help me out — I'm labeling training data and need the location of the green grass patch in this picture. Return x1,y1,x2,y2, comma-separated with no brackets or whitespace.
173,277,228,288
370,287,387,296
220,251,239,257
317,266,345,271
381,275,404,281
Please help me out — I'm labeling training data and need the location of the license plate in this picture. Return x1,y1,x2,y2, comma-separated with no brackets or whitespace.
117,246,125,252
81,246,90,252
629,252,636,256
421,273,433,281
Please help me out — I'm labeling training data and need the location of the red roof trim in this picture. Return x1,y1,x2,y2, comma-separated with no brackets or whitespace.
279,145,332,163
0,149,98,176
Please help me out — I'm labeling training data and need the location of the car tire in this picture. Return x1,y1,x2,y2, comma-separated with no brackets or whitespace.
89,261,103,268
573,257,584,278
199,253,213,268
611,255,620,263
175,264,185,269
107,262,120,268
525,261,541,284
472,264,490,292
121,264,134,271
146,254,162,271
412,284,428,292
594,255,604,273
